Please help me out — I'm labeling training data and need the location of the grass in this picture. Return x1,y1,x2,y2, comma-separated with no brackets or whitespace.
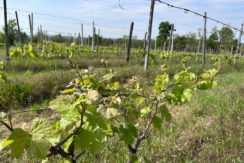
72,72,243,163
0,46,243,162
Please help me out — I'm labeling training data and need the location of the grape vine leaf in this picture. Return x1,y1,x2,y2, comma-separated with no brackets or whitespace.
140,107,152,117
60,108,80,130
2,128,31,158
27,139,50,159
152,116,163,129
31,119,60,145
74,128,103,154
159,105,172,122
49,95,76,112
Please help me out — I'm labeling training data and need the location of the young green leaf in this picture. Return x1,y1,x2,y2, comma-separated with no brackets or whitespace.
140,107,152,118
159,105,172,122
2,128,31,158
152,116,163,129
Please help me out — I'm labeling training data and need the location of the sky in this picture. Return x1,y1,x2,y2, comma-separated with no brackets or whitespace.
0,0,243,40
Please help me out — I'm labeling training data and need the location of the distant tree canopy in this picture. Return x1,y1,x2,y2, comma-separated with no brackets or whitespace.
219,26,234,51
174,35,188,50
157,21,172,47
1,19,18,46
50,34,67,43
0,19,241,54
0,19,28,45
207,27,219,51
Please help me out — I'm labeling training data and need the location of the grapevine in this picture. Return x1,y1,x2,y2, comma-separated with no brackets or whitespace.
0,56,221,162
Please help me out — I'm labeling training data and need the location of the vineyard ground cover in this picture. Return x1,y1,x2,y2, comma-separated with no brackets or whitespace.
2,59,243,112
0,72,243,162
0,46,243,111
0,44,244,162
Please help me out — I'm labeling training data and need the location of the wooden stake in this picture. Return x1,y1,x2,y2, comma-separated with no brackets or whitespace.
81,24,84,46
88,35,90,47
92,21,95,51
38,26,40,43
168,24,173,54
202,12,207,68
3,0,9,61
15,11,24,56
163,42,166,51
46,30,49,41
171,25,174,52
143,32,147,54
31,13,33,38
40,25,43,44
78,32,81,45
126,22,134,62
144,0,155,71
234,23,243,64
29,15,33,43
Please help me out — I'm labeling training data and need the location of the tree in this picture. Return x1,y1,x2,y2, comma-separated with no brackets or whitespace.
174,35,187,51
2,19,18,45
1,19,28,45
50,34,67,43
156,21,172,47
219,26,234,52
207,27,219,52
186,32,197,52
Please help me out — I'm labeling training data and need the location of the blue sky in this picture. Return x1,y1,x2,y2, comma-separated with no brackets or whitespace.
0,0,243,40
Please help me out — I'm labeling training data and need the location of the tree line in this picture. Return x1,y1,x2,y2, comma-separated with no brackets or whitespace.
0,19,242,55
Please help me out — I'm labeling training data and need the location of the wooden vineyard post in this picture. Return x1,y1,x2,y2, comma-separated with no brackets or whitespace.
68,33,70,45
31,13,33,39
143,32,147,54
94,27,96,54
202,12,207,68
168,24,173,54
234,23,243,64
144,0,155,71
196,39,201,61
126,21,134,62
171,24,174,52
163,42,166,51
100,35,103,47
70,33,73,44
88,35,90,47
81,24,84,46
78,32,81,45
38,26,40,42
97,28,100,56
92,21,95,52
29,15,33,43
15,11,24,56
3,0,9,61
40,25,43,44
